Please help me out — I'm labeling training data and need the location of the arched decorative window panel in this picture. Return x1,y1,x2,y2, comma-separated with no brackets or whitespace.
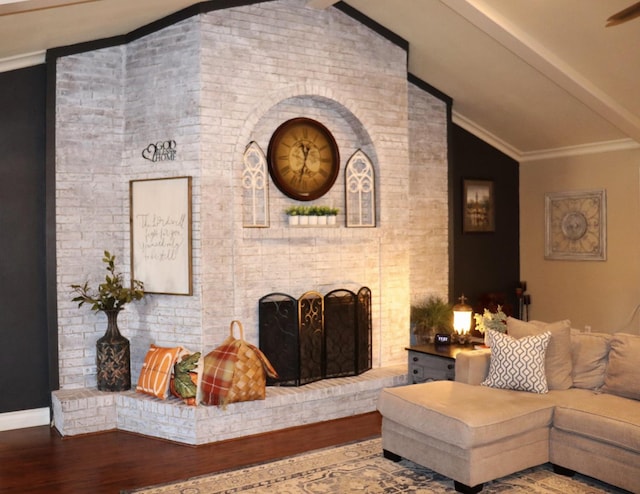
345,149,376,227
242,141,269,227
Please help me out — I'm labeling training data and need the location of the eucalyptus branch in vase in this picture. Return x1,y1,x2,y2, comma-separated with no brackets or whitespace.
71,250,144,312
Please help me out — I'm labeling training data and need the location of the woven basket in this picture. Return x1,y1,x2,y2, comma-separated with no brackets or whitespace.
201,320,278,408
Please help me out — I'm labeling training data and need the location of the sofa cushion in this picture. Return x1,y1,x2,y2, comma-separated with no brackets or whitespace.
602,333,640,400
553,392,640,452
377,380,555,450
570,329,611,390
482,330,551,394
507,318,573,390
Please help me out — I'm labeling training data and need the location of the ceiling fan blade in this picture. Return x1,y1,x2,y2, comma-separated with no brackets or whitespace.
606,1,640,26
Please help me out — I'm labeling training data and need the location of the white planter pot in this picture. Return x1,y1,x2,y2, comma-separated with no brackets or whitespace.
308,215,318,225
327,215,336,225
299,215,309,225
288,215,300,226
317,216,327,225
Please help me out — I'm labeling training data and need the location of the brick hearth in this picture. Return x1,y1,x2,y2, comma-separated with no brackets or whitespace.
52,365,407,445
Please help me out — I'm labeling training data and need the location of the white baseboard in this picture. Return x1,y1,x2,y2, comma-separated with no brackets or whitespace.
0,407,50,432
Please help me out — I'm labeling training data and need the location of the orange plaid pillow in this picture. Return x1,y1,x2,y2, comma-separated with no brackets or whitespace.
136,345,182,399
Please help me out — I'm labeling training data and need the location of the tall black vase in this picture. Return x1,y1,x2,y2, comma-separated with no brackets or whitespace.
96,309,131,391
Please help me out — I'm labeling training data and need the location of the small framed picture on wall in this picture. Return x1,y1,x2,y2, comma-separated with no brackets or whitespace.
463,179,495,233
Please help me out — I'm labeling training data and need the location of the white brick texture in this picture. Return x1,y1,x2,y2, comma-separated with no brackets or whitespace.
53,0,448,442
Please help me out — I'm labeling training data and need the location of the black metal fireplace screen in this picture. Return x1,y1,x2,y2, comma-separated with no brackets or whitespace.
259,287,372,386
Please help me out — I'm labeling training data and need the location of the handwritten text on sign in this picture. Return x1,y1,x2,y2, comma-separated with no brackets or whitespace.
130,176,192,295
137,213,186,261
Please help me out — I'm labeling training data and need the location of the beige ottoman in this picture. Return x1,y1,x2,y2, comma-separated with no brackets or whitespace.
377,380,556,493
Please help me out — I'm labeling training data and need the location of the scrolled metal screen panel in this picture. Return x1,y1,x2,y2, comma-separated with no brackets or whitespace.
357,286,373,374
298,291,324,385
259,293,299,385
324,289,357,378
259,287,372,386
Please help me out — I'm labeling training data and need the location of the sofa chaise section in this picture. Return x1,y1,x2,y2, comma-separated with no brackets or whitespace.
378,380,555,492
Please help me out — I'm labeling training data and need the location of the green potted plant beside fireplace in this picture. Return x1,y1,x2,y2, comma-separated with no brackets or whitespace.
411,296,453,344
71,250,145,391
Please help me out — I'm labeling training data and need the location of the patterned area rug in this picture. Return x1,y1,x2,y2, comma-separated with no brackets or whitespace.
125,438,626,493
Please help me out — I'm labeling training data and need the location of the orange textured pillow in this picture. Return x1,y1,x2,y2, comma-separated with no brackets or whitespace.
136,345,182,399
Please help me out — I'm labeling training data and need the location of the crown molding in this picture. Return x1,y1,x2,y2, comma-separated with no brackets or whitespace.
452,111,521,161
453,110,640,163
519,138,640,162
0,50,45,72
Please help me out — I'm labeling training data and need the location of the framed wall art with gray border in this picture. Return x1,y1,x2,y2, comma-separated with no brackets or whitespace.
544,189,606,261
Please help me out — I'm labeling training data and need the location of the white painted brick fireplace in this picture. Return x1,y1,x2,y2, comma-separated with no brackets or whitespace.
52,0,448,444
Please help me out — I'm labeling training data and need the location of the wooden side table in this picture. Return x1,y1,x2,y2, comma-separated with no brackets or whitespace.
406,343,473,384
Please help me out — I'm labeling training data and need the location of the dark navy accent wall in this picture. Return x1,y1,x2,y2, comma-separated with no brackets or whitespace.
452,124,520,316
0,64,50,413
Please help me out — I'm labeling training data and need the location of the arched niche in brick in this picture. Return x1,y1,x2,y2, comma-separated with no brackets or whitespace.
242,93,379,228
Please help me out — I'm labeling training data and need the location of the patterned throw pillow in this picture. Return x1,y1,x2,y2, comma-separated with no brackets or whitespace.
136,345,183,399
507,317,573,390
482,330,552,394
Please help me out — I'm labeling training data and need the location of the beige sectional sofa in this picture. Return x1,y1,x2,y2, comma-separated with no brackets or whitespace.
378,319,640,493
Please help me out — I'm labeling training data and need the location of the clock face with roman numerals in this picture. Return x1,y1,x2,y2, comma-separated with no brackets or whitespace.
267,118,340,201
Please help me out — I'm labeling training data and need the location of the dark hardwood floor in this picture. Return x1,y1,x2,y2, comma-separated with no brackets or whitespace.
0,412,381,493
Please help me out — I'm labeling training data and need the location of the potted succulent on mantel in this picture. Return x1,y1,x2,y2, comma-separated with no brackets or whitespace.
71,251,144,392
411,296,454,344
327,207,339,225
285,205,340,226
285,205,301,226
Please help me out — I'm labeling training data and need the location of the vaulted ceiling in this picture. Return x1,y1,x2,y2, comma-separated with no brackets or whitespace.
1,0,639,161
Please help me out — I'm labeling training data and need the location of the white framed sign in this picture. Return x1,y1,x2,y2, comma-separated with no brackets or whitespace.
130,176,192,295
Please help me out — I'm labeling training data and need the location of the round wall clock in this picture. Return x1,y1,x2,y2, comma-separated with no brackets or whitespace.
267,117,340,201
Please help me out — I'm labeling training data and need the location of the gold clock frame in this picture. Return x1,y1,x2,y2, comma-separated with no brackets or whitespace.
267,117,340,201
544,189,606,261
